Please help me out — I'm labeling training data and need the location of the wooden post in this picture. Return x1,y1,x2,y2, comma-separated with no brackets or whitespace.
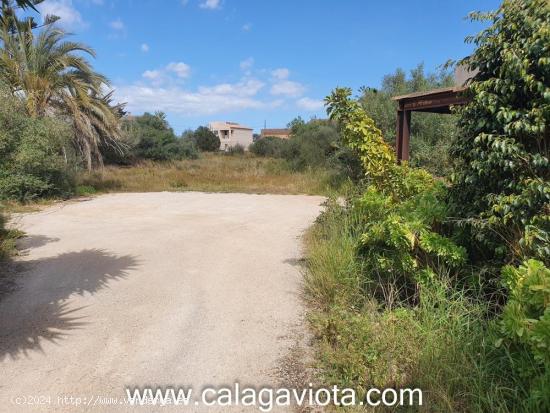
401,110,410,162
396,109,411,163
396,110,404,161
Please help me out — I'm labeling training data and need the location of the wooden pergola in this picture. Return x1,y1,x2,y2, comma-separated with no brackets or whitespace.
392,86,470,162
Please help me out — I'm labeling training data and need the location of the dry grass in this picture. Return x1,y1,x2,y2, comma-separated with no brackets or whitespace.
77,154,336,196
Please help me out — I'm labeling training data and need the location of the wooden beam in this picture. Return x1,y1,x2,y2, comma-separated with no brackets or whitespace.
393,86,470,164
400,93,469,112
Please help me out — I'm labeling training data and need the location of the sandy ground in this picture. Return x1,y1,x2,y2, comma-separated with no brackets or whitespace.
0,192,324,412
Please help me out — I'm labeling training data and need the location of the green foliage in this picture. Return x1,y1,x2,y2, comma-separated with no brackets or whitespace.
120,112,199,162
307,198,532,411
326,87,395,185
326,87,438,200
450,0,550,269
193,126,220,152
250,119,362,182
355,181,465,306
0,17,124,170
500,259,550,376
249,136,287,157
283,120,341,171
359,64,458,176
310,2,550,411
0,89,74,201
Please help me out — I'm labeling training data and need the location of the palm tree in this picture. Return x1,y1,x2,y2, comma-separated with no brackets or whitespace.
0,9,124,170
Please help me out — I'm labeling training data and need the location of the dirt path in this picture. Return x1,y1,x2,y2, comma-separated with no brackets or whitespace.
0,192,323,412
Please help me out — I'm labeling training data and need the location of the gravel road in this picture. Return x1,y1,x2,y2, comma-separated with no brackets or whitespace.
0,192,324,412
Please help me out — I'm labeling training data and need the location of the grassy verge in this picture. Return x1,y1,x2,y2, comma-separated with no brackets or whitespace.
304,198,532,412
0,209,23,259
77,154,340,196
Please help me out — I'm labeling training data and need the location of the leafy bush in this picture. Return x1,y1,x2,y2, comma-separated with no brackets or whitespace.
449,0,550,270
356,183,465,306
499,259,550,407
193,126,220,152
0,90,74,201
283,120,340,171
249,136,288,157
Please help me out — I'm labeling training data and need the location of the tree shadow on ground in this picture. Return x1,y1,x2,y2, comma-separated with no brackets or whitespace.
0,249,139,360
16,234,60,250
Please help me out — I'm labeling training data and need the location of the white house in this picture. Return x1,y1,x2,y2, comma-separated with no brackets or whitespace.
208,121,254,151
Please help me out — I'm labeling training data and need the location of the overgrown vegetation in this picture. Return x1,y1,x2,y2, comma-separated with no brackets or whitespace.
0,86,75,201
306,1,550,411
250,118,362,182
78,154,336,196
0,0,124,201
0,208,20,261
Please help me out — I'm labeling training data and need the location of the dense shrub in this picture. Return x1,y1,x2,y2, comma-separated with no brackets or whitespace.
0,90,74,201
117,112,199,162
192,126,220,152
284,120,340,171
249,136,288,157
249,120,362,183
450,0,550,271
499,259,550,406
307,199,532,411
446,4,550,406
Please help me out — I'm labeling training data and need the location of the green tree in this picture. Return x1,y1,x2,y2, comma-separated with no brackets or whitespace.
121,112,198,161
193,126,220,152
0,15,123,170
450,0,550,268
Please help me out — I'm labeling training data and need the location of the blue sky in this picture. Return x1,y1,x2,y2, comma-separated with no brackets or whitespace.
34,0,500,134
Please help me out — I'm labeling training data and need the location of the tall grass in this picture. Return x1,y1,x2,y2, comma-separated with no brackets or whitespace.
0,209,21,262
305,198,533,412
78,153,340,196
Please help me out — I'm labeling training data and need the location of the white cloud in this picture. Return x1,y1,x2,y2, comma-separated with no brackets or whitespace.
37,0,86,30
199,0,221,10
270,80,305,97
296,97,324,111
141,43,150,52
167,62,191,79
198,79,264,97
115,79,273,116
120,59,307,118
110,18,125,30
141,62,191,84
242,23,252,31
271,68,289,80
142,70,161,80
239,57,254,71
